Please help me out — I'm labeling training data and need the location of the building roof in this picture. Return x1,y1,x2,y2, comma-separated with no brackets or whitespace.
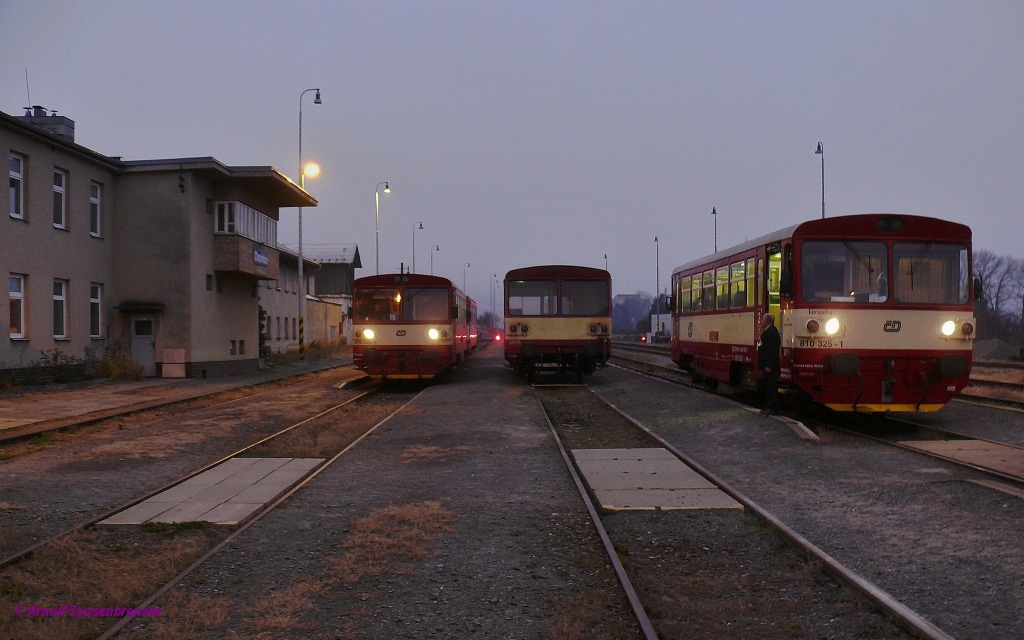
295,244,362,268
121,157,316,207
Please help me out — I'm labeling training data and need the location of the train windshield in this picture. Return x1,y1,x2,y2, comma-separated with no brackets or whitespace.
401,288,450,321
508,280,557,316
354,288,400,321
893,242,970,304
800,241,887,303
561,280,610,316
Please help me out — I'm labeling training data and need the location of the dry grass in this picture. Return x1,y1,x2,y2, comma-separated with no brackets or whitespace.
120,500,456,639
247,403,399,459
329,500,454,584
400,443,472,460
0,525,219,640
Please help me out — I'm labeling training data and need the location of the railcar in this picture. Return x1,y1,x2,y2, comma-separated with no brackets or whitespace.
352,273,475,380
671,214,979,412
504,265,612,381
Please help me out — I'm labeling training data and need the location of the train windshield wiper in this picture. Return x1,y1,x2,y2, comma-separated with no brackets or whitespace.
907,241,933,290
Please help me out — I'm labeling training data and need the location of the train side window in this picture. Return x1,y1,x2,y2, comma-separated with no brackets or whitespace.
702,271,715,311
757,259,764,306
767,255,781,308
730,261,745,308
715,267,729,310
746,258,756,307
691,275,702,312
680,277,691,313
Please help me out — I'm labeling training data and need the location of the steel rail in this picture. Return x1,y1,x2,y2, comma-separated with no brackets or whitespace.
588,388,954,640
96,390,421,640
533,389,659,640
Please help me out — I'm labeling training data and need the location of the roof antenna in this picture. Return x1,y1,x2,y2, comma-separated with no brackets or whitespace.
24,68,32,111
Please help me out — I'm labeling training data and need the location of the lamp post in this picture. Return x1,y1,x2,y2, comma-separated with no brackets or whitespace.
297,87,321,359
815,142,824,219
654,236,660,318
490,272,497,327
430,245,440,275
375,181,391,274
463,262,471,292
604,253,608,270
712,206,718,253
412,222,423,273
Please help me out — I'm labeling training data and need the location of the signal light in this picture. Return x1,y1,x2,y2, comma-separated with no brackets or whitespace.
806,319,820,334
961,322,974,336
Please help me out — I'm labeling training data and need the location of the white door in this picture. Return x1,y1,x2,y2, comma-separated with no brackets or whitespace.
131,317,156,377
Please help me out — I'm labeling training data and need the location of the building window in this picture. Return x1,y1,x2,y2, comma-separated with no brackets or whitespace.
53,279,68,338
206,274,214,291
9,274,26,338
9,153,25,219
276,317,281,340
90,182,102,236
90,283,103,338
53,168,68,228
230,340,237,355
239,339,245,355
216,202,236,234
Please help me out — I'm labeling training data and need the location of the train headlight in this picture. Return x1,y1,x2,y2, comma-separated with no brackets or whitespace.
520,324,530,334
806,320,820,334
428,328,440,340
824,318,841,336
363,329,376,340
941,321,956,337
509,324,518,334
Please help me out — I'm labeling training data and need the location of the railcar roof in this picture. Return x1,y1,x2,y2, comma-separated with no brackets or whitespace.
504,265,611,280
355,273,456,288
671,213,971,276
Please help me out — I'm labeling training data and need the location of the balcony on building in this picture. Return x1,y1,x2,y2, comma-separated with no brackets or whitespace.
213,201,280,278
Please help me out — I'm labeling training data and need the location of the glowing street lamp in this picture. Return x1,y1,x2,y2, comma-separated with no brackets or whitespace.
297,87,321,359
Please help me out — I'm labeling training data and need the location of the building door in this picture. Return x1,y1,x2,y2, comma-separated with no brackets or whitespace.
131,317,156,377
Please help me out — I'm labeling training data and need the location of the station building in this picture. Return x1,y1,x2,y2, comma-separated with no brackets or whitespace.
2,106,345,379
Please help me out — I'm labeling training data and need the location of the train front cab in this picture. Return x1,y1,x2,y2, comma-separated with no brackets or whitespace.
352,274,462,381
783,216,978,412
503,266,612,382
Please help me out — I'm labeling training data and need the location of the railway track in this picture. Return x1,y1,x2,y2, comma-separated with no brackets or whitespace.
610,344,1024,490
0,379,419,640
534,385,929,639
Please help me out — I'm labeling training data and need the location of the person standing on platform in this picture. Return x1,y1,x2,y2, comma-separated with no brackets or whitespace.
757,313,782,416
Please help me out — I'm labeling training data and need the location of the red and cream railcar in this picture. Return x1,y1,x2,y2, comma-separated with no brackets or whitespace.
352,273,475,380
671,214,978,412
504,265,612,381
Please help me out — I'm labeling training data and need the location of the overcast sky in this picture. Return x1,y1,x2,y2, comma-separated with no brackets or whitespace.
3,1,1022,310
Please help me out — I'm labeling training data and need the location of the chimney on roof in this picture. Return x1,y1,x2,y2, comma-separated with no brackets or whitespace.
18,105,76,143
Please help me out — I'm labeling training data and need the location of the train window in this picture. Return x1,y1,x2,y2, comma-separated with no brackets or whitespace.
679,277,691,313
702,271,715,311
561,280,610,316
715,267,729,310
730,262,745,308
892,242,970,304
746,258,756,307
354,288,401,321
508,280,557,316
402,288,450,321
801,241,887,303
691,275,702,312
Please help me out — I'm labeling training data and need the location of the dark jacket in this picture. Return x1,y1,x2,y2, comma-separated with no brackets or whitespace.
757,324,781,372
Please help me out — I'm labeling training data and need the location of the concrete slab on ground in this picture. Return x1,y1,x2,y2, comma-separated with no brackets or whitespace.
572,448,742,510
99,457,324,525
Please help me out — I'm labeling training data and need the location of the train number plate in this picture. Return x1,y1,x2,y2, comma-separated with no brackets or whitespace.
798,338,843,348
